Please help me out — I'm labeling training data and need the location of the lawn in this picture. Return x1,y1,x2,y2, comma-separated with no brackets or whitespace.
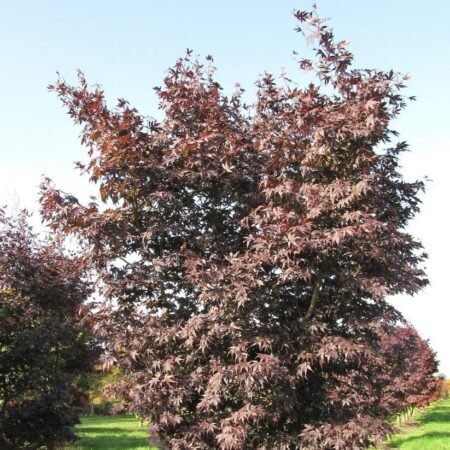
66,415,158,449
67,402,450,450
387,399,450,449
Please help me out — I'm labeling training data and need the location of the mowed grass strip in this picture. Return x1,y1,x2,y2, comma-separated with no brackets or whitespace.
69,402,450,450
66,415,158,450
388,399,450,449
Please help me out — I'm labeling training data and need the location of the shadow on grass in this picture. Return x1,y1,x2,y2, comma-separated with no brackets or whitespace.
420,411,450,424
73,434,149,449
389,431,450,448
77,426,140,434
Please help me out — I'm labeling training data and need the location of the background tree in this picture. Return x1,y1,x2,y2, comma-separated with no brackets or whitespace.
41,9,430,449
377,323,439,414
0,210,97,449
74,365,124,416
436,374,450,400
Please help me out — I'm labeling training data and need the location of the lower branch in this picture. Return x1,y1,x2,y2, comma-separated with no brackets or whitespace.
302,274,322,322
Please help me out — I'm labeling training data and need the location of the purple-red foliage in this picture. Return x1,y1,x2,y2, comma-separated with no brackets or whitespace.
40,9,432,450
377,323,439,411
0,210,97,449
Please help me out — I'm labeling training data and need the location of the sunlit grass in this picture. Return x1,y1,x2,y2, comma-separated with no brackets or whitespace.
387,399,450,449
66,415,158,450
67,401,450,449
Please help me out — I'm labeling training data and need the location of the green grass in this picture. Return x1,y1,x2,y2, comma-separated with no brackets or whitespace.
69,402,450,450
387,399,450,449
66,415,158,449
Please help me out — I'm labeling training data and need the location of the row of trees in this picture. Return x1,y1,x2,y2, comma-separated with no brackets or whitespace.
0,8,440,450
0,210,439,448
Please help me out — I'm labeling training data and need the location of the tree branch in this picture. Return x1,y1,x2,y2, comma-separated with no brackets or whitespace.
303,274,322,322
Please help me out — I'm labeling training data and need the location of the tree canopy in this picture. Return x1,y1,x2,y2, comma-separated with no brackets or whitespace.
41,9,432,450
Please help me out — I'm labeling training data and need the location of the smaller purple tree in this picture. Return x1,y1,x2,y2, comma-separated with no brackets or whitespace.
0,210,97,449
377,323,439,413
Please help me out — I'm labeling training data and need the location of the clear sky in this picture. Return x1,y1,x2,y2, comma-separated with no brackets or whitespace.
1,1,449,374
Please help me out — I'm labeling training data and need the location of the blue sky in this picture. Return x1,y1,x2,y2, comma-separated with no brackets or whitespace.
1,1,449,374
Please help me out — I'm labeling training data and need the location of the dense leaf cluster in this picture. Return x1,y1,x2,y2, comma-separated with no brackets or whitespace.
0,211,97,449
377,323,439,412
40,10,435,450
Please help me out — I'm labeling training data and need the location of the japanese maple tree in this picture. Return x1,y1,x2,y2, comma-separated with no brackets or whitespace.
0,210,97,449
41,9,430,449
377,323,439,412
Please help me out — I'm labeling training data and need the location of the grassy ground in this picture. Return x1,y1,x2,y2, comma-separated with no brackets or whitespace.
387,399,450,449
66,415,158,449
67,401,450,450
